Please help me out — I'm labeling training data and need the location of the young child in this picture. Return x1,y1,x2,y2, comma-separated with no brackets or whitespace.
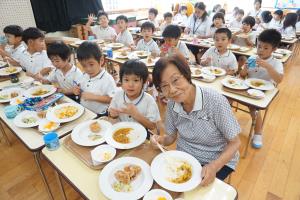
161,24,190,60
268,10,283,31
229,9,244,29
281,13,297,38
38,41,82,101
148,8,159,29
85,11,116,42
109,59,160,132
115,15,134,47
0,25,26,66
227,6,239,22
205,12,226,38
19,27,52,78
257,11,273,32
209,4,222,22
248,0,262,24
159,12,173,32
173,5,188,25
296,9,300,32
232,16,256,47
240,29,283,148
136,22,160,56
73,41,116,117
201,28,238,75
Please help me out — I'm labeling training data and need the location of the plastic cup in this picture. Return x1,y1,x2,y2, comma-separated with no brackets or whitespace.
43,132,60,151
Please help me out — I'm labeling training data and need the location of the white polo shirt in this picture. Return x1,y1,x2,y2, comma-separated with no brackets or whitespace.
281,26,296,37
47,65,83,91
268,19,283,31
18,50,52,75
4,42,26,62
233,31,256,47
174,13,188,25
202,46,238,71
186,15,210,36
248,55,283,82
116,29,134,47
91,25,117,41
79,69,116,114
229,19,242,29
136,39,160,54
168,41,190,59
109,89,161,123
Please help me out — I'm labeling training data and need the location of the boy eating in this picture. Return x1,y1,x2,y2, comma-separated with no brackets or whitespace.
136,22,160,56
115,15,134,47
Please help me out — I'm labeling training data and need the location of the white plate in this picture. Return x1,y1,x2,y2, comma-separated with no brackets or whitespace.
10,96,26,105
190,67,203,78
239,47,250,52
221,77,249,90
115,52,129,59
153,31,162,36
46,102,84,123
38,119,60,133
13,110,40,128
272,52,283,59
0,61,7,68
247,89,265,99
0,87,24,103
194,73,216,82
90,39,104,44
91,144,116,165
275,49,291,55
24,85,56,98
99,157,153,200
74,40,85,45
245,78,275,91
141,57,160,67
107,43,124,49
228,44,240,50
0,66,22,76
202,66,226,76
143,189,173,200
105,122,147,149
151,150,202,192
71,120,112,146
133,51,150,58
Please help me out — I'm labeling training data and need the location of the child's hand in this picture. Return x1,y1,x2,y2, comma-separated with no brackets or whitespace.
201,56,212,66
239,64,248,78
119,103,139,118
33,73,43,81
87,14,95,24
108,107,120,118
56,87,65,94
256,58,271,69
39,67,52,76
73,85,81,95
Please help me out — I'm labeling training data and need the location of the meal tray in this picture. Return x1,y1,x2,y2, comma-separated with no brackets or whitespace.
222,86,264,99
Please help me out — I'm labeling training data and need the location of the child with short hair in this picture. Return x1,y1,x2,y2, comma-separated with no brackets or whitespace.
240,29,283,148
37,41,82,101
19,27,53,78
85,11,117,42
268,10,283,31
159,12,173,32
281,13,297,37
0,25,26,66
109,59,160,131
206,12,226,38
229,9,244,29
148,8,159,29
73,42,116,117
136,22,160,56
173,5,188,25
115,15,134,47
201,28,238,75
161,24,190,60
257,11,273,32
248,0,262,24
232,16,256,47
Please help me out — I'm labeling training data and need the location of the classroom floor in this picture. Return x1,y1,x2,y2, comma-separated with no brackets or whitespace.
1,42,300,200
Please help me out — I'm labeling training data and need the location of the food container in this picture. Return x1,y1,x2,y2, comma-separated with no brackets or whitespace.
43,132,60,151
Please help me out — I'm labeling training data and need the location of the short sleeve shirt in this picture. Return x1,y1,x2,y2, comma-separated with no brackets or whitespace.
281,26,296,37
233,31,256,47
229,19,242,29
136,39,160,54
91,25,117,41
165,86,240,169
4,42,26,62
109,89,161,123
186,15,210,36
168,41,190,59
268,19,283,31
202,47,238,71
116,29,134,47
79,70,116,114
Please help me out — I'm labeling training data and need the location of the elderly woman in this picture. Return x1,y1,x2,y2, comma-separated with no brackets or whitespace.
151,54,241,186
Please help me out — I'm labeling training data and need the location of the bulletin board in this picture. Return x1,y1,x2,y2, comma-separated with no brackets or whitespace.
0,0,36,34
275,0,300,9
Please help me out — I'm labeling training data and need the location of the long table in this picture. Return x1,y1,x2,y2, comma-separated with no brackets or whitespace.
0,73,97,199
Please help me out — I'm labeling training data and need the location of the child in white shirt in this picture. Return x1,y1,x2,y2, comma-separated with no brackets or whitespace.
159,12,173,32
73,42,116,117
206,12,226,38
229,9,244,29
232,16,256,47
18,27,52,79
0,25,26,66
148,8,160,29
174,5,188,25
281,13,297,38
201,28,238,75
115,15,134,47
109,59,160,132
240,29,283,149
257,11,272,32
85,11,116,42
268,10,283,31
248,0,263,24
136,22,160,56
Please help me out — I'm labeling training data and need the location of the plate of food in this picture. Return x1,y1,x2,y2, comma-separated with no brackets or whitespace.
105,122,147,149
272,52,284,59
245,78,275,91
134,51,150,59
107,43,124,49
221,77,249,90
0,87,23,103
13,110,40,128
247,89,265,99
24,85,56,98
274,49,291,55
91,144,116,165
46,102,84,123
153,31,162,37
151,150,202,192
38,119,60,133
10,96,26,105
190,67,203,78
0,66,22,76
228,44,240,50
239,46,251,52
115,50,129,59
141,57,159,67
0,61,8,68
71,119,112,146
99,157,153,200
202,66,226,76
143,189,173,200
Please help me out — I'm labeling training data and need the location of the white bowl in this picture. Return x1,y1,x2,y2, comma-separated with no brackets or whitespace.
91,144,116,166
247,89,265,99
38,119,60,133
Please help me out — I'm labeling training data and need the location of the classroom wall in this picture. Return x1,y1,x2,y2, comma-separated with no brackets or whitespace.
0,0,36,34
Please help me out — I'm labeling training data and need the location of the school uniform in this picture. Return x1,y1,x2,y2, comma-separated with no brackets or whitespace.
248,9,262,20
186,15,210,37
206,25,226,37
248,55,283,82
79,69,116,115
229,19,243,29
202,47,238,71
136,39,160,55
281,26,296,37
4,42,26,62
233,31,256,47
116,29,134,47
173,13,188,25
168,41,190,59
18,50,52,75
91,25,117,41
268,19,283,31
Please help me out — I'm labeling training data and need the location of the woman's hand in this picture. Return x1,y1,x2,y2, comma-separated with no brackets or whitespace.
150,134,164,149
200,162,218,186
